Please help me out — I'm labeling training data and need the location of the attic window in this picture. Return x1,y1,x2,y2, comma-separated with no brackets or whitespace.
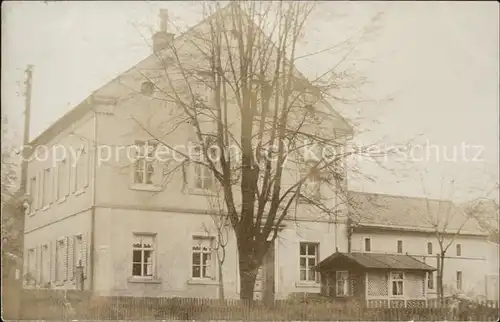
141,81,155,95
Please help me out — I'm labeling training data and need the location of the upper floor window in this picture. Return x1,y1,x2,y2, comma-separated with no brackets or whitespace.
299,242,319,282
299,160,321,202
336,271,350,296
192,145,216,191
192,77,213,108
364,238,371,252
427,242,433,255
75,146,89,191
194,164,215,190
29,176,37,210
390,271,404,296
132,234,155,278
57,158,69,200
456,244,461,256
42,168,52,207
134,141,157,185
397,240,403,254
191,236,215,279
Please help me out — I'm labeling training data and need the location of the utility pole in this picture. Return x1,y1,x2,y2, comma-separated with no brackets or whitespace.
20,64,33,194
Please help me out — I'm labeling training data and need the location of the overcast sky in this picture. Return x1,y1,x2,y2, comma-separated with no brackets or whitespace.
2,1,499,202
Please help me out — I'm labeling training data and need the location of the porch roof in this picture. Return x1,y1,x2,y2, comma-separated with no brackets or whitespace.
315,252,436,272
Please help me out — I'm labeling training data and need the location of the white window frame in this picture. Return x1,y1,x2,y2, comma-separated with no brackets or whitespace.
29,176,37,213
42,168,52,208
191,145,216,193
456,244,462,257
57,158,70,201
390,271,404,296
133,141,158,186
427,242,433,255
132,233,156,279
73,235,84,277
299,242,319,282
74,146,89,193
336,271,350,296
55,238,66,283
191,236,215,280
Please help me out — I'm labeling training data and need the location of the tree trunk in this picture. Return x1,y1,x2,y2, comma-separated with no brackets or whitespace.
436,251,446,305
218,258,225,301
239,264,258,301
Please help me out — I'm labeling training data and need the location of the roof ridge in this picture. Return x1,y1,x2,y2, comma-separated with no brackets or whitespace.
349,190,454,204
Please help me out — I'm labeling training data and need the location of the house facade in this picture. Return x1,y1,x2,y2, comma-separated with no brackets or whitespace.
348,191,492,300
22,6,353,300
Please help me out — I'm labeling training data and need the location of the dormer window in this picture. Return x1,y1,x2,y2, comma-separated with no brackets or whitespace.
141,81,155,95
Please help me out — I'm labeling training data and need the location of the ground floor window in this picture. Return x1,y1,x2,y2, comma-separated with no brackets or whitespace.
428,271,434,289
299,242,319,282
192,236,215,279
391,271,404,296
56,239,67,282
40,244,50,285
132,234,155,278
336,271,350,296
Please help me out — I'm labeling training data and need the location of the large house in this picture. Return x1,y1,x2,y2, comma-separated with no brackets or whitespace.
21,5,493,305
22,5,354,301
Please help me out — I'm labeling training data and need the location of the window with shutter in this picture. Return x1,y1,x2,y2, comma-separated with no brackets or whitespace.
73,235,84,279
50,241,56,283
68,237,74,280
81,234,88,278
27,248,36,285
42,168,52,207
75,146,89,192
29,176,37,212
56,239,66,282
40,244,50,285
64,237,69,281
57,158,69,200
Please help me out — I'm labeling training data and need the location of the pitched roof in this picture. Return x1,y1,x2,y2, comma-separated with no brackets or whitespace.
315,251,436,272
348,191,485,235
30,3,352,148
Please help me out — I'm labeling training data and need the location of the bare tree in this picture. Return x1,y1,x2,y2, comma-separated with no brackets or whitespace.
122,1,394,300
463,195,499,244
201,189,231,301
420,179,472,303
1,110,23,261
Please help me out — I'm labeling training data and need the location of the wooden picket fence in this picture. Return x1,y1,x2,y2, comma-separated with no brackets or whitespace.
20,290,500,321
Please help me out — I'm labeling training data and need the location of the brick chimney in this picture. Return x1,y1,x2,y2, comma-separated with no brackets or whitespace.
153,9,174,53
